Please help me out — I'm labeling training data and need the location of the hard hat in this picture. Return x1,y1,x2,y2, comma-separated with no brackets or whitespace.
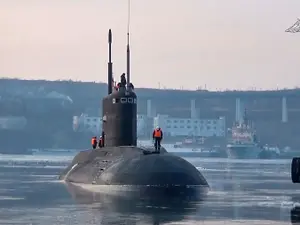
156,126,160,129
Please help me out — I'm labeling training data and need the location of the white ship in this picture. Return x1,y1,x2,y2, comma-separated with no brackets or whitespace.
226,109,262,159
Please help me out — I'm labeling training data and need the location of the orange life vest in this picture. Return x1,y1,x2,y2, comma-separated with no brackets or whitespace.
154,129,162,138
91,138,97,145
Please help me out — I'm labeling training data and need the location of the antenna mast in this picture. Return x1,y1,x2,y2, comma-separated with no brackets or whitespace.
126,0,131,87
108,29,113,94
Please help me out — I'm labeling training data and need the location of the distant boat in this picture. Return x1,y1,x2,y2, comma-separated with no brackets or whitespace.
31,148,81,156
173,137,205,149
226,109,262,159
170,146,225,158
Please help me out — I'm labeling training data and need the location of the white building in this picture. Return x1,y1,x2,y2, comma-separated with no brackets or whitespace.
0,116,27,130
73,113,148,135
137,114,148,136
153,114,225,137
73,114,102,133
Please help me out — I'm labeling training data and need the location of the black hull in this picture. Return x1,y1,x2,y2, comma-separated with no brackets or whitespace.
60,146,209,190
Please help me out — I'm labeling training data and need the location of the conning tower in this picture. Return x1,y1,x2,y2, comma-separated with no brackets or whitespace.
102,29,137,147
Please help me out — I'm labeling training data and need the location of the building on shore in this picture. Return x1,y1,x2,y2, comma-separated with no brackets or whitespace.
153,114,226,138
72,114,149,136
72,113,226,139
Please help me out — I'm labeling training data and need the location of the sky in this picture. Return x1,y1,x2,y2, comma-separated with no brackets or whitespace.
0,0,299,91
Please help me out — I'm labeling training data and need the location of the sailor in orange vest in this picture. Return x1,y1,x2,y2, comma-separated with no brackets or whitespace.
91,136,97,149
152,126,163,152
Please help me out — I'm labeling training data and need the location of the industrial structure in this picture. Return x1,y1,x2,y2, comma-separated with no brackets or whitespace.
0,78,299,152
72,94,291,146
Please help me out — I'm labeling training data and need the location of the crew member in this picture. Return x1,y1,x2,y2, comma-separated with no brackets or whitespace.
120,73,126,86
114,84,119,91
116,82,121,90
101,131,105,147
98,136,103,148
128,82,134,90
153,126,163,152
91,136,97,149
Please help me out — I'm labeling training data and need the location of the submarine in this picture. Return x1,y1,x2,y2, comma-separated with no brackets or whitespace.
59,29,209,195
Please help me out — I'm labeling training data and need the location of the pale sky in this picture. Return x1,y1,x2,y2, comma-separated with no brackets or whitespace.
0,0,299,90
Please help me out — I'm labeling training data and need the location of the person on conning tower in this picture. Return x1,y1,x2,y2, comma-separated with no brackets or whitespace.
128,82,134,90
116,73,127,90
115,73,135,91
121,73,126,86
153,126,163,152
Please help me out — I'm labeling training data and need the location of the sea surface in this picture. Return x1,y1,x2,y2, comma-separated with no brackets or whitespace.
0,152,299,225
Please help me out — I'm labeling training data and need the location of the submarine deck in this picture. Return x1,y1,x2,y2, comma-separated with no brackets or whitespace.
60,146,167,179
59,146,208,186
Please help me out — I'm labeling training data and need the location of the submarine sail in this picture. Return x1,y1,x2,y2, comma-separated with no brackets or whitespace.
102,29,137,147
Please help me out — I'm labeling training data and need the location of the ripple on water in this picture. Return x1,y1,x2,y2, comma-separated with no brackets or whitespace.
167,220,289,225
0,154,73,163
0,155,298,224
0,196,25,201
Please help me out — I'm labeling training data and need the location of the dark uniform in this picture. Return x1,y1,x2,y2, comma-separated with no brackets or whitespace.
101,131,105,147
120,73,126,86
98,136,103,148
153,127,163,152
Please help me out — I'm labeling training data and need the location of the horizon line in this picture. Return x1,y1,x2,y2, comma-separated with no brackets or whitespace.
1,77,299,93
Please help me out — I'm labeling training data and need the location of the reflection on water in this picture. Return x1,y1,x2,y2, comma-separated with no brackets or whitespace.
65,182,206,225
0,154,298,224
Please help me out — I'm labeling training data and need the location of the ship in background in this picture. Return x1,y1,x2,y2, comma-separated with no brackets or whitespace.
226,108,263,159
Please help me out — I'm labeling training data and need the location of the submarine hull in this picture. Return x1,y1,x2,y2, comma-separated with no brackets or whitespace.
59,146,209,190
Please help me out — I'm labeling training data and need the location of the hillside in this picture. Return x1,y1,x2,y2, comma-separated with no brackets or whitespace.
1,78,300,116
0,78,300,148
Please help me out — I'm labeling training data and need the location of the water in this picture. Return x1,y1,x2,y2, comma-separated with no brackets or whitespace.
0,152,299,224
